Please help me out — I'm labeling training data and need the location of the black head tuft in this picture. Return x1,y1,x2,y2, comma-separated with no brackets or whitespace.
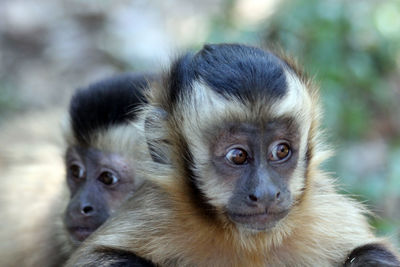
166,53,195,108
195,44,287,101
166,44,288,106
69,73,151,145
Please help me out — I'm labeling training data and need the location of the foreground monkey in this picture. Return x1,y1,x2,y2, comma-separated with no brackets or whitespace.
0,73,153,267
67,44,400,266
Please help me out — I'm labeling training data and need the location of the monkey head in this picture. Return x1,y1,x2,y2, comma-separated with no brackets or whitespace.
147,44,320,233
63,74,149,244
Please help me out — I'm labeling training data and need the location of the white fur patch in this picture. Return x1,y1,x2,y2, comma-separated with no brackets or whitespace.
270,69,312,164
92,121,145,158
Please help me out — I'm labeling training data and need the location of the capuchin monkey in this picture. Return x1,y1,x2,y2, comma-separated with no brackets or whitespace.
0,73,153,267
63,73,152,246
67,44,400,266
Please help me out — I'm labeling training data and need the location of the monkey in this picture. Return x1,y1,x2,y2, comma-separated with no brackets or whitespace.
63,73,153,247
0,73,154,267
66,44,400,266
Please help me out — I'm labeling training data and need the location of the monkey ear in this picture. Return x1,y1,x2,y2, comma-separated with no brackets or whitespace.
144,107,171,164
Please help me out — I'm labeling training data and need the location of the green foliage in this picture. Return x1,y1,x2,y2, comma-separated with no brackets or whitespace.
263,0,400,140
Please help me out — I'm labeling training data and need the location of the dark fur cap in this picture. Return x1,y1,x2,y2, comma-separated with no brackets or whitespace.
69,73,152,145
167,43,288,106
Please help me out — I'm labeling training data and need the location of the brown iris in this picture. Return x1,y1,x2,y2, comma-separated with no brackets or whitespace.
70,164,84,179
226,148,248,165
270,143,291,161
98,171,118,185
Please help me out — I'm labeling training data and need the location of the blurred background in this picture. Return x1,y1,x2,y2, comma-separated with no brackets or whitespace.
0,0,399,245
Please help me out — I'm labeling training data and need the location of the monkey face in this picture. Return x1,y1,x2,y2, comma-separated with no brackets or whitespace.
64,147,138,244
148,44,315,233
209,120,300,231
171,76,311,232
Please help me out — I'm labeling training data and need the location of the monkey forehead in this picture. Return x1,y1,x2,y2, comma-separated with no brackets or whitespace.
92,122,146,158
63,119,146,165
68,145,132,168
178,69,312,132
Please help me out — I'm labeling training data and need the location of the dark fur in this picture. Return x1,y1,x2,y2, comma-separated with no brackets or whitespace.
344,243,400,266
166,44,287,108
70,73,151,145
195,44,288,101
167,53,196,107
96,248,155,267
169,44,287,107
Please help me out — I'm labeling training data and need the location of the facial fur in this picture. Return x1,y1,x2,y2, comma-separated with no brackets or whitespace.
64,146,138,244
150,44,314,232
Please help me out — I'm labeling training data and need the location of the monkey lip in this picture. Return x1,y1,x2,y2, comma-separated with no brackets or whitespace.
67,226,95,242
228,210,289,229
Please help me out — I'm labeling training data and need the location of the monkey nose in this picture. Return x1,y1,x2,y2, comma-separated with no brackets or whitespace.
81,205,94,216
247,187,281,206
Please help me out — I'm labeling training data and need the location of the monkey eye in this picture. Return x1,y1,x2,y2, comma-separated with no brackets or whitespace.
69,164,85,179
269,142,291,162
226,148,249,165
98,171,119,186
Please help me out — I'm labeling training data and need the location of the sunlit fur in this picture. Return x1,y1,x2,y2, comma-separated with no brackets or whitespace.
67,44,399,266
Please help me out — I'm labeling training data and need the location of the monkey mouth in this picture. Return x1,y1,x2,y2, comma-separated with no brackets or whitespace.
228,210,289,230
67,226,95,242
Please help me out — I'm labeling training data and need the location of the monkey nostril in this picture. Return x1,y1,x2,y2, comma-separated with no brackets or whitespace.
248,194,258,202
276,192,281,199
82,206,94,215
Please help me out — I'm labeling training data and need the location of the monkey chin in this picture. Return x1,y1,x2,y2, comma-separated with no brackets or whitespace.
67,227,96,245
228,209,289,232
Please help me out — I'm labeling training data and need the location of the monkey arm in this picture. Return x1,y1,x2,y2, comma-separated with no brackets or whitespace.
344,243,400,267
80,248,156,267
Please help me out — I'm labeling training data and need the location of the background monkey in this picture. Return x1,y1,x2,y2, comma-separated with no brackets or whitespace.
63,73,152,246
0,73,153,267
63,43,397,266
